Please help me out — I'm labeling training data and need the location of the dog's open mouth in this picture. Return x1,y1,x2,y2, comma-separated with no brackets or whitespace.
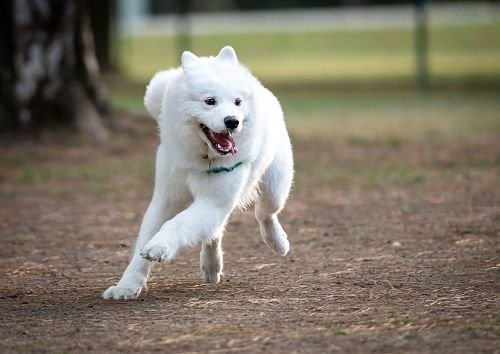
201,124,238,155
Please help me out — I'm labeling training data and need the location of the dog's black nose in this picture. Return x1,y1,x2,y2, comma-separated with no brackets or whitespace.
224,116,240,130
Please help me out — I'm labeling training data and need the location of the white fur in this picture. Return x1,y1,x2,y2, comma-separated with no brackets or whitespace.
103,46,294,300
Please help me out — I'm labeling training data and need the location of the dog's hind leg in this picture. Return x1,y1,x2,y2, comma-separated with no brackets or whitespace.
255,138,294,256
200,232,223,284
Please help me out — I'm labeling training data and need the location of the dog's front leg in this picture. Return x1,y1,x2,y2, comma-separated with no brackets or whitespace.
102,195,167,300
140,197,234,262
102,144,183,300
141,170,246,263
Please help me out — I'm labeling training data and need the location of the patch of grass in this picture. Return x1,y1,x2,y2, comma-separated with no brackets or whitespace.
118,23,500,87
88,183,122,197
301,166,416,189
463,324,479,336
491,316,500,335
0,152,33,166
55,189,72,199
19,164,121,184
400,331,418,340
105,74,146,112
388,312,415,328
346,136,403,149
332,327,347,336
122,211,137,220
387,311,398,319
284,93,500,141
108,78,500,141
20,167,52,184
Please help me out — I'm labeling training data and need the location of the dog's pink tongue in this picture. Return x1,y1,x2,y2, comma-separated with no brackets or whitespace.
213,132,238,155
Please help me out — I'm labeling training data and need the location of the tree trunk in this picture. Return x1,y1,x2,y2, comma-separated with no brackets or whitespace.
88,0,116,72
0,0,111,140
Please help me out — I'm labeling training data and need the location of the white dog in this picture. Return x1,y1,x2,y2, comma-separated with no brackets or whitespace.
102,46,293,300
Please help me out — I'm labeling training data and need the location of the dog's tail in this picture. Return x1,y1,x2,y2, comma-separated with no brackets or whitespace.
144,68,181,122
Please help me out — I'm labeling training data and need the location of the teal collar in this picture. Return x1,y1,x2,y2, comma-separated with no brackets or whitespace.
206,161,243,175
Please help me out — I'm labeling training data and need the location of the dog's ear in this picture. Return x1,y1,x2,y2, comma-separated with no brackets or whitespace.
217,46,238,64
181,51,198,71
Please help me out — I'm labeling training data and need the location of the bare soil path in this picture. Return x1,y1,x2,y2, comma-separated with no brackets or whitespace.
1,113,499,353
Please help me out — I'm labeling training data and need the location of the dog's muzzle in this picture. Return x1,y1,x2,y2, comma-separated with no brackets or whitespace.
201,124,238,155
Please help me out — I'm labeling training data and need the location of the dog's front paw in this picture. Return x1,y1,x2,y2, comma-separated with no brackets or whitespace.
102,285,144,300
140,241,174,262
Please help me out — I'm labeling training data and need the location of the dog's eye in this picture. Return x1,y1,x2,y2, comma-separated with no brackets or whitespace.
204,97,217,106
234,98,242,106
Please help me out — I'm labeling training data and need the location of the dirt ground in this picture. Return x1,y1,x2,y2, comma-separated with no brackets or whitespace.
0,112,499,353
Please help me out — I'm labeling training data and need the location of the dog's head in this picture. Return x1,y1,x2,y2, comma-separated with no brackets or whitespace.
179,46,253,156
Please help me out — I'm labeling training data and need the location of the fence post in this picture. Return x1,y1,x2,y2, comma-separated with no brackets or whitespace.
175,0,191,59
415,0,430,94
